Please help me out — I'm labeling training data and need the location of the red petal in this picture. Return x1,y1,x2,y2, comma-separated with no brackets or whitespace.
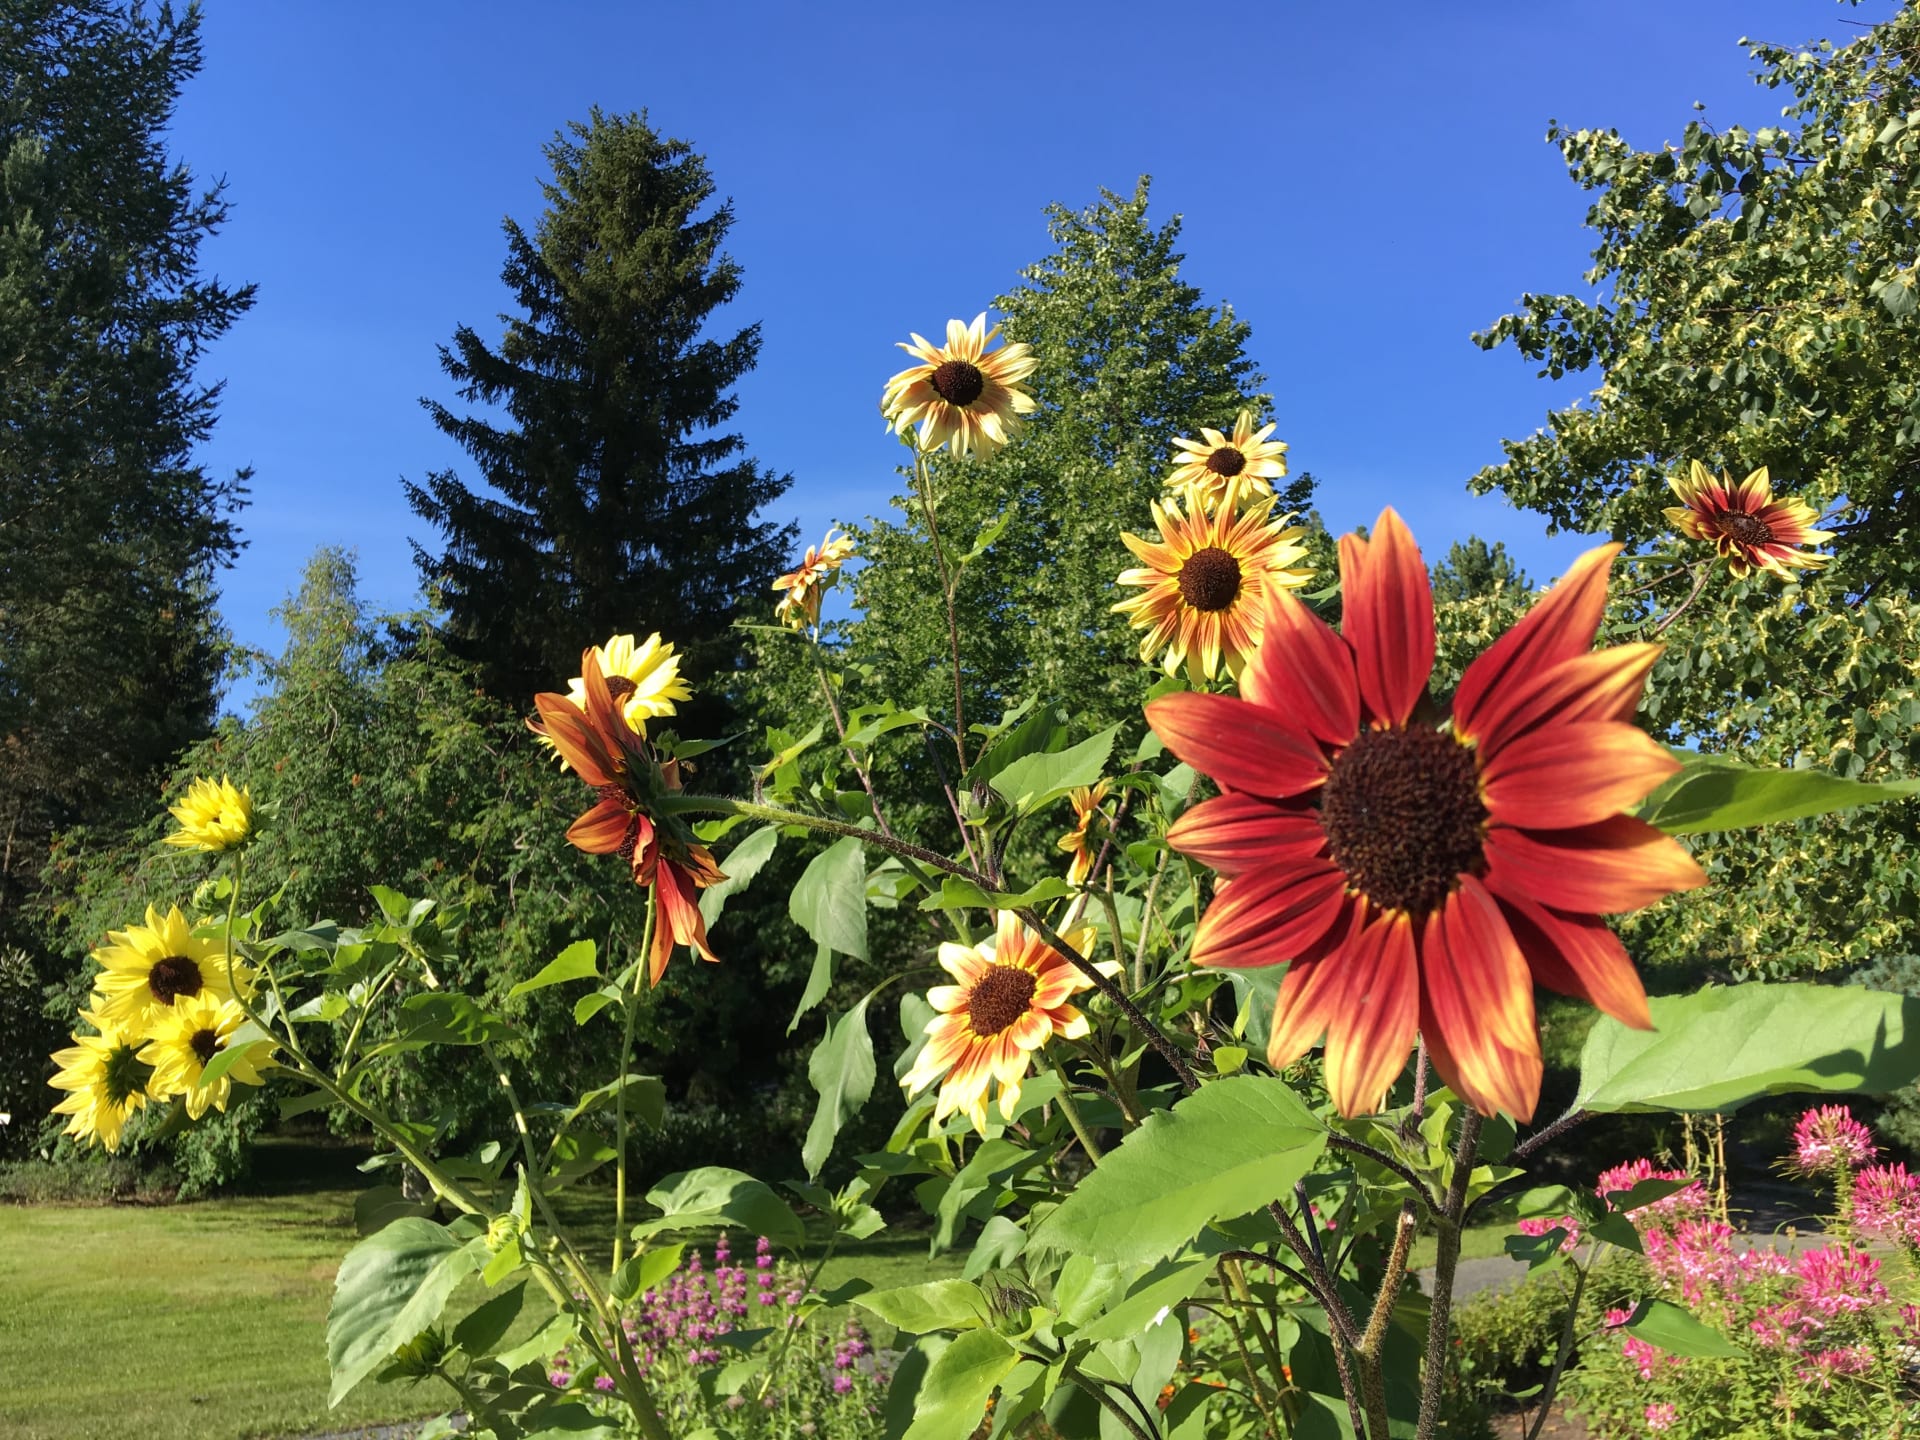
1481,722,1682,830
1422,883,1543,1119
1239,593,1360,747
1453,544,1621,744
1499,892,1651,1030
1483,816,1707,915
1167,794,1327,878
1146,692,1327,800
1265,902,1367,1068
1322,911,1420,1118
1192,861,1348,969
534,693,616,786
1467,644,1662,753
1338,509,1433,727
566,796,631,854
649,859,719,984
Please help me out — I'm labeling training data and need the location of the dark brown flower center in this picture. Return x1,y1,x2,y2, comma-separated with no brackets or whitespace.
1206,446,1247,478
604,675,638,706
930,359,985,408
1718,512,1773,547
595,784,645,861
1319,726,1487,917
147,955,203,1004
968,964,1038,1037
190,1028,222,1065
1176,546,1243,612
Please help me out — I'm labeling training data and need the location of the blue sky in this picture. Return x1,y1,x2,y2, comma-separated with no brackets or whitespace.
170,1,1883,680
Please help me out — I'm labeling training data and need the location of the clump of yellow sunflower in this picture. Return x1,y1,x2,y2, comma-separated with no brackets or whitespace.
1167,411,1290,515
881,313,1037,457
1057,780,1112,886
562,633,691,737
48,1012,149,1150
1113,496,1313,682
163,775,253,852
773,529,857,630
141,993,270,1119
1663,461,1835,579
90,904,248,1037
901,913,1104,1135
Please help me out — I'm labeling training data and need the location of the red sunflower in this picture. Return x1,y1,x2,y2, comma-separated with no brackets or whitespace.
531,650,724,984
1145,509,1705,1120
1663,461,1834,580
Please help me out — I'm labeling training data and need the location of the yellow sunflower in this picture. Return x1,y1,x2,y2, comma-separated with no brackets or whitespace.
90,905,247,1037
881,313,1037,457
48,1012,149,1150
163,775,253,852
562,633,691,737
1113,496,1313,681
1057,780,1112,886
773,529,857,630
141,994,270,1119
900,913,1103,1135
1167,411,1290,515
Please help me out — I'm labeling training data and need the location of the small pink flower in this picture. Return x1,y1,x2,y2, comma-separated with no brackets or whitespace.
1792,1246,1887,1316
593,1374,616,1393
1853,1162,1920,1244
1645,1401,1678,1432
1797,1345,1874,1389
1787,1105,1878,1175
1517,1215,1581,1252
1595,1158,1707,1220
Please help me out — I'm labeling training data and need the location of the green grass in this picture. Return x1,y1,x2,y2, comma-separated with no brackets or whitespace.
1409,1220,1514,1272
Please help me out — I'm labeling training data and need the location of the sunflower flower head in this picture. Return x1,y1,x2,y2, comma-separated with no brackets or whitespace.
90,904,249,1038
141,993,271,1120
901,913,1105,1135
1113,496,1313,682
531,648,725,984
773,529,857,631
1146,508,1706,1121
163,775,253,853
1168,411,1290,515
1663,461,1834,579
1057,780,1112,887
561,633,691,740
881,313,1037,458
48,1012,149,1151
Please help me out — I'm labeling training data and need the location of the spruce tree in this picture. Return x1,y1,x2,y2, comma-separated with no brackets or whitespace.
406,109,794,722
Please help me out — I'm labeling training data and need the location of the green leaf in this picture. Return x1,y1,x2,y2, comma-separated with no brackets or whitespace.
803,995,878,1177
1032,1075,1327,1267
326,1218,480,1404
901,1329,1018,1440
699,826,781,926
789,943,833,1034
574,987,619,1027
611,1242,684,1304
195,1018,272,1089
451,1280,528,1357
842,704,933,748
387,992,511,1049
638,1167,805,1249
1637,753,1920,835
988,724,1119,812
959,503,1016,564
508,939,598,999
1080,1256,1215,1342
1620,1298,1743,1358
856,1279,992,1334
1574,982,1920,1113
789,835,868,960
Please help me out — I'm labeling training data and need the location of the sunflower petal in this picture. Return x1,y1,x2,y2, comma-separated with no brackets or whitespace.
566,797,632,854
1239,593,1359,746
1167,794,1328,878
1499,892,1651,1031
1484,816,1707,915
1453,544,1621,744
1339,509,1433,727
1470,644,1663,753
1145,692,1327,799
1321,912,1420,1118
1192,862,1348,969
1481,722,1682,830
1422,884,1543,1118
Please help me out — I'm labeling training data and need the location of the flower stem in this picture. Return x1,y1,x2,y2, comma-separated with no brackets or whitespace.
1416,1109,1483,1440
912,448,970,777
613,895,657,1273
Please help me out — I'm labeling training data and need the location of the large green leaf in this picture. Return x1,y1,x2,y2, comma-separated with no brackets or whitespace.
803,995,878,1177
699,825,781,926
988,724,1119,813
901,1328,1018,1440
856,1279,992,1333
326,1218,480,1404
638,1167,805,1249
1637,752,1920,834
790,835,868,960
1621,1298,1743,1358
1032,1075,1326,1267
507,939,597,999
1575,982,1920,1114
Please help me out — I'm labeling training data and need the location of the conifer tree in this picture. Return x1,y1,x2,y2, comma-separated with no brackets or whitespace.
406,109,794,720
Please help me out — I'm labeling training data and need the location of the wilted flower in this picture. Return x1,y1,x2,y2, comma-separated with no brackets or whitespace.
772,529,856,630
1663,461,1833,579
882,313,1037,457
1057,779,1111,886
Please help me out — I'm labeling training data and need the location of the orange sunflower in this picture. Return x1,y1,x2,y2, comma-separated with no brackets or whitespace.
881,313,1037,457
1146,509,1705,1120
1167,411,1290,515
1114,496,1312,681
1057,780,1111,886
1663,462,1834,579
531,650,724,984
901,912,1102,1135
773,529,857,630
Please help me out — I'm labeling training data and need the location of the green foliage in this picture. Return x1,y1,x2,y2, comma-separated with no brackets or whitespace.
406,107,794,718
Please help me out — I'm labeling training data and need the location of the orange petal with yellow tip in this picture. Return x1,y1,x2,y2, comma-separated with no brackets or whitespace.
1485,816,1706,915
1191,861,1348,969
1339,509,1433,727
1146,691,1327,800
1453,544,1621,744
1238,592,1358,747
1480,722,1682,830
1469,644,1662,754
566,796,632,854
1321,912,1420,1118
1421,886,1543,1119
1499,892,1651,1031
1167,794,1328,878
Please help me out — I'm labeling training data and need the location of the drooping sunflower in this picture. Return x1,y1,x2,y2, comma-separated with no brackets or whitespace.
141,993,271,1119
48,1013,148,1150
164,775,254,852
773,529,857,630
532,649,724,984
1663,462,1834,579
881,313,1037,457
1057,780,1112,886
1113,496,1313,682
90,905,248,1038
900,912,1102,1135
1167,411,1290,515
562,633,691,737
1146,508,1705,1120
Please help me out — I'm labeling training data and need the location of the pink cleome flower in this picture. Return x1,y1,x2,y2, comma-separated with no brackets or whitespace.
1792,1246,1887,1317
1645,1401,1679,1432
1595,1158,1707,1220
1516,1215,1581,1252
1854,1162,1920,1245
1796,1345,1875,1390
1787,1105,1878,1176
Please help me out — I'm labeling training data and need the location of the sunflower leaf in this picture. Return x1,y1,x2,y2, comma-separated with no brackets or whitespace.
699,824,781,926
989,724,1120,816
1637,751,1920,834
1619,1298,1744,1358
803,994,878,1177
327,1217,482,1404
789,835,868,960
506,939,598,999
